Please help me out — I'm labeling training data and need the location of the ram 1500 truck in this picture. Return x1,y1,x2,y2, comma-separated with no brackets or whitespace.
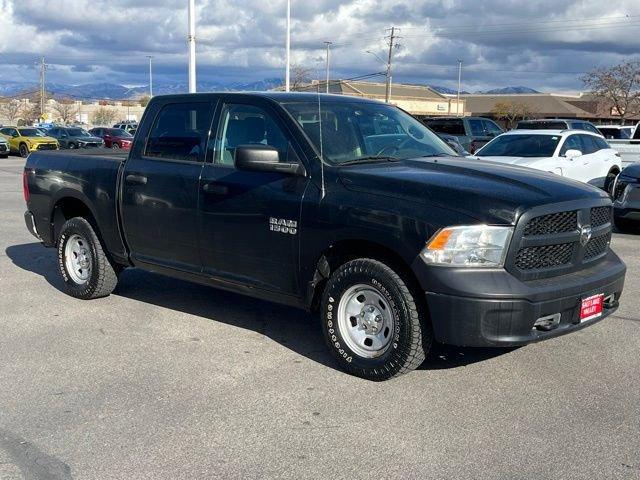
23,93,626,381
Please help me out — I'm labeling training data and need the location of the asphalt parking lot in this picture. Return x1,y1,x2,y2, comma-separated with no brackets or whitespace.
0,155,639,480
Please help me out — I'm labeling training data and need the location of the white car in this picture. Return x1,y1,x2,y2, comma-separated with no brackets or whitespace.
473,129,622,192
597,124,636,140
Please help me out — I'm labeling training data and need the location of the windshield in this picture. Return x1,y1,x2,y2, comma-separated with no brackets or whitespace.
67,128,91,137
476,134,561,157
109,128,133,137
18,128,46,137
282,100,455,164
598,127,631,139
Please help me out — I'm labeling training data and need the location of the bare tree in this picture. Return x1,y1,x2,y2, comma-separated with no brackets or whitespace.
282,64,315,91
137,95,151,107
0,100,24,124
92,106,118,126
52,99,76,124
582,61,640,124
491,101,538,129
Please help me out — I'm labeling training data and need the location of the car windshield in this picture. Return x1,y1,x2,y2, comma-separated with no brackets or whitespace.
18,128,45,137
476,134,561,157
282,100,455,165
110,129,133,137
67,128,91,137
598,128,631,139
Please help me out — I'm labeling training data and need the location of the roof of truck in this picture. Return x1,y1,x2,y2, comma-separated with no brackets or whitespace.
150,91,382,104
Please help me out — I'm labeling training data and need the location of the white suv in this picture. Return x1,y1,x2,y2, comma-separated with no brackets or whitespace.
473,129,622,193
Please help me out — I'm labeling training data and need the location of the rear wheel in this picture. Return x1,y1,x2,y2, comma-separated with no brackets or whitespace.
321,258,431,381
19,143,29,158
69,143,77,149
57,217,118,299
111,143,120,150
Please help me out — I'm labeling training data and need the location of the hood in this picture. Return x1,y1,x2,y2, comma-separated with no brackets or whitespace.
337,156,608,224
472,156,551,166
621,162,640,179
27,136,57,143
71,136,103,143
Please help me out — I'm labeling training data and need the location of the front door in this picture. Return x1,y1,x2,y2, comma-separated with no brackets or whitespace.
120,100,214,272
198,100,309,295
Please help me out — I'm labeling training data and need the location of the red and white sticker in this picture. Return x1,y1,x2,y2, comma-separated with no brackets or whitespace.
580,294,604,322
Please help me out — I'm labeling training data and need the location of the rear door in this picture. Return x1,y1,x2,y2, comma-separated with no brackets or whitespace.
120,100,214,272
198,97,309,295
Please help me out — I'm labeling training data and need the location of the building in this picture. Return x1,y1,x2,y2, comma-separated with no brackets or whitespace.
298,80,466,117
0,97,147,127
463,92,640,126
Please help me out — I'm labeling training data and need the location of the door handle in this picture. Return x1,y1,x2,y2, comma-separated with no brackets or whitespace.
125,174,147,185
202,182,228,195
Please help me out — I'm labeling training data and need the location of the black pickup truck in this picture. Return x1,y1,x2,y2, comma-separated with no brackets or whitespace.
23,92,626,380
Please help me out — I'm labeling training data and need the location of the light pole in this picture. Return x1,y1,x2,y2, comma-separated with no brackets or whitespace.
324,41,332,93
456,59,462,117
147,55,153,97
285,0,291,92
188,0,197,93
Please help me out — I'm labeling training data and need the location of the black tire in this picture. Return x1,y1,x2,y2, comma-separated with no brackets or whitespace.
604,169,619,197
69,143,76,149
614,215,638,233
57,217,118,299
19,143,29,158
321,258,432,381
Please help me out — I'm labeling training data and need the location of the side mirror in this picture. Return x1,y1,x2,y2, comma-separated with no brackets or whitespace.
235,145,304,175
565,149,582,160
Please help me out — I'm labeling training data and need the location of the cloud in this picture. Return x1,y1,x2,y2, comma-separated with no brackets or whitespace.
0,0,639,91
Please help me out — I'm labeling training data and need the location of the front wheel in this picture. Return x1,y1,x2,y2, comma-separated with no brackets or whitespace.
321,258,432,381
19,144,29,158
604,169,619,197
57,217,118,299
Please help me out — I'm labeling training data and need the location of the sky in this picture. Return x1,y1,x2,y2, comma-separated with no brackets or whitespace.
0,0,639,92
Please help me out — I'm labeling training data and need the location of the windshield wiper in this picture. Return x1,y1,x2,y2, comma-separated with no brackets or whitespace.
417,153,453,158
339,156,399,166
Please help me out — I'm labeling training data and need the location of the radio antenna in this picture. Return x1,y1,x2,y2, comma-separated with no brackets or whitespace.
317,83,326,199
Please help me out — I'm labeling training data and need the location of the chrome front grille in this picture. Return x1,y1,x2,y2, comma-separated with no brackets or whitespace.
507,202,613,280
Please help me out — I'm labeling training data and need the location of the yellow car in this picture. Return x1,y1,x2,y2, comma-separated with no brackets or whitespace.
0,126,59,157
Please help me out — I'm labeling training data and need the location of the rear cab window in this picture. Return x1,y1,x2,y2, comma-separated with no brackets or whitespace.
144,102,213,162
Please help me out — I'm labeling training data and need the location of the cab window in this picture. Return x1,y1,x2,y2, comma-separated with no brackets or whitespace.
145,102,213,162
214,104,289,166
560,135,582,155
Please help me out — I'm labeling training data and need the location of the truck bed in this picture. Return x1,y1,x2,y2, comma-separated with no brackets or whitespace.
25,149,129,263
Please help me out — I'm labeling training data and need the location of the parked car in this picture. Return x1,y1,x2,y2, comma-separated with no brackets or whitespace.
516,119,601,135
48,127,104,149
421,116,503,153
89,127,134,150
23,92,625,381
473,130,621,193
0,135,9,158
437,133,469,155
611,163,640,231
600,122,640,166
113,122,138,134
0,126,59,157
597,125,636,140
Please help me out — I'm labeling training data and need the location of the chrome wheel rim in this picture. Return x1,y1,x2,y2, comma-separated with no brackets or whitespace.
112,143,120,149
337,284,395,358
64,234,92,284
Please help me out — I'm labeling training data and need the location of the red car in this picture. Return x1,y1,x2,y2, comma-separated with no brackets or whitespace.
89,128,134,150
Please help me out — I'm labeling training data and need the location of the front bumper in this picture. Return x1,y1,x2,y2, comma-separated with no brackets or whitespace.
30,143,58,152
413,251,626,347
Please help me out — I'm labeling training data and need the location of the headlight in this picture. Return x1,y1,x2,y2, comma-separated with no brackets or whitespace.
422,225,513,267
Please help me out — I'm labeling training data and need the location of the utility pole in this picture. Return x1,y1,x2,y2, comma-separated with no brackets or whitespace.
456,59,463,117
285,0,291,92
187,0,197,93
385,27,397,103
324,41,332,93
147,55,154,97
39,56,48,118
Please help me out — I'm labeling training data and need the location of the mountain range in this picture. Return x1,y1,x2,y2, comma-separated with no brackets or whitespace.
0,79,539,100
